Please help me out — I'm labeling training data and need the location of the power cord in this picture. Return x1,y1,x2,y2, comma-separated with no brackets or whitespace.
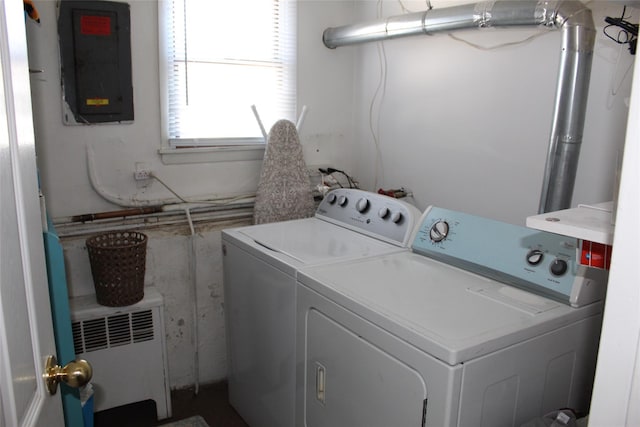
318,168,358,189
150,172,255,206
604,6,638,55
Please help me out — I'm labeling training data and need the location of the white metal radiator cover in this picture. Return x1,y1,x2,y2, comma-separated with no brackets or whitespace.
69,286,172,419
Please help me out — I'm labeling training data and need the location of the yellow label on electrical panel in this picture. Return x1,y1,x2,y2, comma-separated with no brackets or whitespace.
86,98,109,106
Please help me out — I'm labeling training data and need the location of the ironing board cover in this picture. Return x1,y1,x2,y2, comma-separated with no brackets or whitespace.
253,119,315,224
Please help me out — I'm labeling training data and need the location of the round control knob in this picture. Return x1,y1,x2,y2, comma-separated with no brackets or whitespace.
429,221,449,242
326,193,337,204
550,259,568,276
526,249,544,266
378,207,390,219
356,198,370,213
391,211,403,224
338,196,348,207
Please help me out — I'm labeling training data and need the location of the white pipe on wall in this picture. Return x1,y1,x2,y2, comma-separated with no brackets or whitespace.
185,207,200,395
86,145,256,209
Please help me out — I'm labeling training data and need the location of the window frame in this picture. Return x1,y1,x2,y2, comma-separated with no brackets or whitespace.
157,0,296,164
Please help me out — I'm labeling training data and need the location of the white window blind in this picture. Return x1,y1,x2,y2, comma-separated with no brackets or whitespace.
160,0,296,148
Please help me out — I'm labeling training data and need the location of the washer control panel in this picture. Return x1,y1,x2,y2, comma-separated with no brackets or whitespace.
412,206,608,307
316,189,421,247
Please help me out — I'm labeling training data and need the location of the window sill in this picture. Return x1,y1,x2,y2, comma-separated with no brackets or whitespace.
159,145,265,164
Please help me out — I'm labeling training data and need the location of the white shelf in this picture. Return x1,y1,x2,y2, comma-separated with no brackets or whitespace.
526,202,615,245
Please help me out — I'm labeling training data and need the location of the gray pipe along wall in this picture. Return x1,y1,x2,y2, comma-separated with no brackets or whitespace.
323,0,596,214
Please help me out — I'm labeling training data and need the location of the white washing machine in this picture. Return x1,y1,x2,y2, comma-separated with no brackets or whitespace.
222,189,421,427
296,206,608,427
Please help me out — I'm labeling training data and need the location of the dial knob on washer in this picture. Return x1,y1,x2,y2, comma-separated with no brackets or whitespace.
356,198,370,213
326,193,337,204
391,211,403,224
338,196,348,207
550,259,568,276
526,249,544,266
429,221,449,242
378,207,390,219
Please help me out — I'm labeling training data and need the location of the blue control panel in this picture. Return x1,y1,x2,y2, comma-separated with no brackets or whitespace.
412,207,588,305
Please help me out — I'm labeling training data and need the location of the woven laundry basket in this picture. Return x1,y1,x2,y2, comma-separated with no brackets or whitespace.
86,230,147,307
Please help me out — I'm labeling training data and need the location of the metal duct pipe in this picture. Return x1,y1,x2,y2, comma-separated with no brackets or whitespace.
323,0,595,213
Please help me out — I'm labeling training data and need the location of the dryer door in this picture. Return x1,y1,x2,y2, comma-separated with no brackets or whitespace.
302,307,432,427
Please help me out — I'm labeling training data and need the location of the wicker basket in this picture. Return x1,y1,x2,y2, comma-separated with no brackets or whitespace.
86,231,147,307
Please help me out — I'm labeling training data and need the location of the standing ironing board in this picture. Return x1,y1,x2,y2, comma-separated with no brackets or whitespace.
254,119,315,224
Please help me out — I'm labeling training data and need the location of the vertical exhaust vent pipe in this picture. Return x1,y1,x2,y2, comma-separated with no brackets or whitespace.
323,1,595,213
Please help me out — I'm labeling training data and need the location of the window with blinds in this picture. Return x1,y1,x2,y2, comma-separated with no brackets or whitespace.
159,0,296,148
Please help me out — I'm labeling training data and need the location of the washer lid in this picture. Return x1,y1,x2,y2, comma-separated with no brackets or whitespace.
238,218,403,265
297,252,602,365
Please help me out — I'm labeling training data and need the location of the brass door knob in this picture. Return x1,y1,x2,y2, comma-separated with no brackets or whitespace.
44,355,93,395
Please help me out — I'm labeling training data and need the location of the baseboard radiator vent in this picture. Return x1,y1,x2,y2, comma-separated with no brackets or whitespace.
72,309,155,353
69,286,172,420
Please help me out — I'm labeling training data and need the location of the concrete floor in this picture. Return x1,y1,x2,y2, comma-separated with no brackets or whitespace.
94,381,248,427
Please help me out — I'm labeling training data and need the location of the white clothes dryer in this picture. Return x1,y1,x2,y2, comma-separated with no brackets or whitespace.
222,189,421,427
296,206,608,427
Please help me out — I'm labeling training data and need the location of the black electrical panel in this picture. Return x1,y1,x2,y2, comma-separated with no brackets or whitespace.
58,1,133,124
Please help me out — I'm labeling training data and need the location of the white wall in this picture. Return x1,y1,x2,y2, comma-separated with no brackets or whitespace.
298,1,357,171
589,50,640,427
59,219,250,389
25,0,356,389
26,0,356,219
348,1,634,224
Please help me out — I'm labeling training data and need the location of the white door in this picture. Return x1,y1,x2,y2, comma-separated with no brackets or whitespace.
0,0,64,426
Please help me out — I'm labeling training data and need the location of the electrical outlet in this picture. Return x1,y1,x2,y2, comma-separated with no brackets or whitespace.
134,162,153,185
134,169,152,181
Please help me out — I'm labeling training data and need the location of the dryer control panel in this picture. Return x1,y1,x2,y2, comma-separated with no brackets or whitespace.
412,206,608,307
315,189,420,247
